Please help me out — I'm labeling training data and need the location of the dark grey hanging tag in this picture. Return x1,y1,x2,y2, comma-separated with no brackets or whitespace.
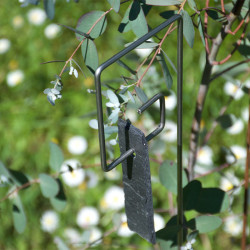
118,118,156,244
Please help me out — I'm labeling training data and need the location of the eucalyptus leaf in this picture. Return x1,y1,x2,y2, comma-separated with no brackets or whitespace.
0,161,12,180
156,52,173,89
182,10,195,48
12,195,26,234
43,0,54,19
127,91,135,103
125,41,158,49
161,50,177,73
160,10,177,19
76,11,107,40
206,10,226,22
49,142,64,172
107,90,119,105
118,3,132,33
197,15,205,46
159,160,188,195
81,39,99,74
50,179,67,211
107,0,120,13
135,86,148,103
187,0,197,10
89,119,98,129
187,215,222,233
144,0,181,6
39,173,59,198
104,126,118,134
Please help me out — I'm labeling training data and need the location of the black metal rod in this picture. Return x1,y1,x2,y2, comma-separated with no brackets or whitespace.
95,14,182,172
177,17,183,249
138,93,165,142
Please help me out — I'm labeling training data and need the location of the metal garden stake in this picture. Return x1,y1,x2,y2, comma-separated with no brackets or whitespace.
94,14,183,247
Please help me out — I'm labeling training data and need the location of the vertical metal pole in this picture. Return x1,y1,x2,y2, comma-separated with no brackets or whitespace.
177,18,183,249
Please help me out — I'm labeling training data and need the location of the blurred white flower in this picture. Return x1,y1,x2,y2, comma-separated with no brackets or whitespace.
109,139,117,146
6,70,24,87
226,119,244,135
40,210,59,233
181,239,196,250
155,92,177,111
117,213,134,237
0,38,11,54
69,60,78,78
154,214,165,231
87,227,102,246
103,186,124,210
12,15,24,28
226,145,246,164
44,24,61,39
76,207,100,228
224,81,244,100
67,135,88,155
61,159,85,187
224,216,242,236
220,172,240,192
162,120,177,142
85,170,98,188
27,8,46,26
244,80,250,88
242,107,249,122
64,228,81,244
197,146,213,165
104,168,120,181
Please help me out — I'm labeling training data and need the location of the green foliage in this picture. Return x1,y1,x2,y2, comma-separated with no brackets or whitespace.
43,0,55,20
39,173,59,198
144,0,181,6
107,0,120,13
159,160,188,195
49,142,64,172
50,179,67,211
181,10,195,48
135,86,148,103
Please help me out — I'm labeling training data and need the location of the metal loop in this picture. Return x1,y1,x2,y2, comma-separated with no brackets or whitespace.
138,93,165,142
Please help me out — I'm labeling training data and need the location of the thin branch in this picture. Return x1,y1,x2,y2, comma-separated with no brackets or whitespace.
204,0,210,54
209,58,250,83
221,0,225,13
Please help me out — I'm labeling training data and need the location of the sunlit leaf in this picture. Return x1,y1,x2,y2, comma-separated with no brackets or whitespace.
49,142,64,172
39,173,59,198
107,90,119,105
187,215,222,233
159,160,188,195
125,41,158,49
182,10,195,48
89,119,98,129
104,126,118,134
76,11,107,40
81,39,99,74
12,195,26,234
118,3,132,33
187,0,197,10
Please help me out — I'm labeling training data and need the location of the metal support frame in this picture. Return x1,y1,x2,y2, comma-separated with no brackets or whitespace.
94,14,183,247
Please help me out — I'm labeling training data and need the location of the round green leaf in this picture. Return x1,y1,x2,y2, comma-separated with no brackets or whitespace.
50,179,67,211
107,0,120,13
49,142,64,172
76,11,107,40
182,10,195,48
187,215,222,233
39,173,59,198
81,39,99,74
159,160,188,195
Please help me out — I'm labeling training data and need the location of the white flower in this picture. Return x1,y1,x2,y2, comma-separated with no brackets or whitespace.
40,210,59,233
224,81,244,100
103,186,124,210
224,216,242,236
27,8,46,26
69,65,78,78
76,207,100,228
85,170,98,188
154,92,177,111
0,38,11,54
154,214,165,231
197,146,213,165
162,120,177,142
61,159,85,187
44,24,61,39
87,227,102,246
226,119,244,135
12,15,24,28
104,168,120,181
117,213,134,237
6,70,24,87
67,136,88,155
226,145,246,164
220,172,240,192
64,228,81,244
242,107,248,122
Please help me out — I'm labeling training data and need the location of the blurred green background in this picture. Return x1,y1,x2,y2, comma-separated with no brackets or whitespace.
0,0,249,249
